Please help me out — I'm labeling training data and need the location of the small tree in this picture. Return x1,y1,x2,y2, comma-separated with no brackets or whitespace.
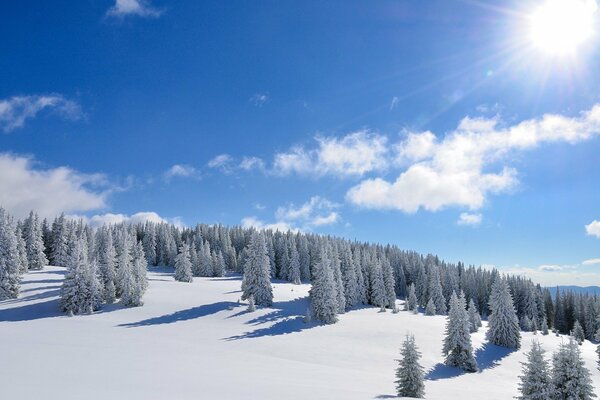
247,295,256,312
425,298,436,316
517,341,552,400
443,292,477,372
551,338,596,399
541,318,549,336
241,232,273,307
467,299,482,333
572,321,585,345
395,334,425,398
0,208,23,299
174,243,193,282
407,283,418,313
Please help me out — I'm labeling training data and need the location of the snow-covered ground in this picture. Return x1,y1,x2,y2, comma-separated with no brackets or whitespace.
1,266,598,399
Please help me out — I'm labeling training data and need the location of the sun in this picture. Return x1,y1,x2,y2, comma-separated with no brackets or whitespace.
529,0,598,55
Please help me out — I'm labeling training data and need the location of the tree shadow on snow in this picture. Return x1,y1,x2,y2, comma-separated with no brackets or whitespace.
474,342,515,371
118,301,240,327
425,363,465,381
224,296,316,340
374,395,397,399
0,298,62,322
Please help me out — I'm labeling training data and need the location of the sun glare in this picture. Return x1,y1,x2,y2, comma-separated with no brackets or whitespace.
529,0,597,55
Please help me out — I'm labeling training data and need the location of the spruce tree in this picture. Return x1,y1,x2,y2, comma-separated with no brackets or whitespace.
551,338,596,399
121,241,148,307
23,211,47,270
487,277,521,349
407,283,418,313
468,298,482,333
443,292,477,372
541,318,549,335
174,243,193,282
15,224,28,273
395,334,425,398
517,341,552,400
309,245,339,324
97,228,117,303
288,244,301,284
0,208,21,300
241,232,273,307
425,298,436,316
212,250,226,277
60,238,102,315
572,320,585,345
428,267,447,315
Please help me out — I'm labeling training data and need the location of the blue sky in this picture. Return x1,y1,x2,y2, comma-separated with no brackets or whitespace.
1,0,599,285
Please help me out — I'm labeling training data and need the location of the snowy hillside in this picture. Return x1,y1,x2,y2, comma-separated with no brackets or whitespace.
1,266,598,400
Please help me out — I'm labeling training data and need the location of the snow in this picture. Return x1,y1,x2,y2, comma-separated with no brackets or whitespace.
1,266,599,399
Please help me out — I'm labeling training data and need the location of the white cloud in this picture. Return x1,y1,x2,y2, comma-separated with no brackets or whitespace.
348,104,600,212
85,211,182,228
239,156,265,171
106,0,162,18
0,153,107,219
163,164,200,180
250,93,269,106
240,216,295,232
273,131,388,177
0,94,82,132
242,196,340,232
585,220,600,238
457,212,482,226
253,203,266,210
538,264,563,272
582,258,600,265
390,96,399,111
207,154,234,172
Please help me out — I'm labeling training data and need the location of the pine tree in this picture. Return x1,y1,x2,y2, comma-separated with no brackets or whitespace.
288,244,301,284
551,338,596,399
174,243,193,282
517,341,552,400
309,245,338,324
15,224,28,273
241,232,273,307
23,211,47,270
0,208,21,300
247,295,256,312
120,240,148,307
395,334,425,398
425,298,436,316
487,277,521,349
382,257,397,309
50,213,70,267
60,237,102,315
572,320,585,345
428,267,447,315
142,225,157,266
115,232,133,298
97,228,117,303
407,283,418,313
443,292,477,372
541,318,549,335
212,250,226,277
369,259,386,309
467,298,482,333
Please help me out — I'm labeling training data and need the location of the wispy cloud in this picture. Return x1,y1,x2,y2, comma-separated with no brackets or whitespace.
250,93,269,106
106,0,162,18
163,164,200,181
457,212,482,226
585,220,600,238
0,94,82,132
390,96,399,110
81,211,183,228
207,154,234,173
582,258,600,266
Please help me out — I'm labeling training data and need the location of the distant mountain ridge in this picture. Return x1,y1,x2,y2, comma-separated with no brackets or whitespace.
545,286,600,295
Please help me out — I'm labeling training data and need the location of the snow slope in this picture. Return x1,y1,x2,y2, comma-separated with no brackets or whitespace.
1,266,598,400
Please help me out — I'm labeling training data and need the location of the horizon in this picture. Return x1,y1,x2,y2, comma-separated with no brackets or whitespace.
1,0,599,286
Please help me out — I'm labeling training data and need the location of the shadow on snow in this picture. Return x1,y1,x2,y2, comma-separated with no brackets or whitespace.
118,301,240,327
425,341,515,381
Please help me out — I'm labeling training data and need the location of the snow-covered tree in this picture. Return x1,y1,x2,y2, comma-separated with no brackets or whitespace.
309,245,339,324
0,208,21,299
428,267,447,315
212,250,226,277
241,232,273,307
425,298,436,316
23,211,47,270
572,320,585,345
407,283,418,313
60,238,101,315
96,228,117,303
15,224,28,272
142,224,157,266
521,315,533,332
174,243,193,282
517,341,552,400
247,295,256,312
541,318,549,335
487,277,521,349
119,240,148,307
395,334,425,398
288,244,301,284
50,213,70,267
551,338,596,399
468,298,482,333
443,292,477,372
